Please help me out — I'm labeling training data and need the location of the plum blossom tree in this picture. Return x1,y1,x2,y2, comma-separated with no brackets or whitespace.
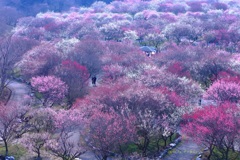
0,6,22,35
0,103,29,156
31,76,68,106
213,2,228,10
0,6,22,27
191,61,227,88
46,109,85,160
83,109,136,159
55,38,79,59
56,60,89,104
99,22,124,41
182,102,240,160
162,22,198,44
141,33,165,52
203,79,240,103
166,61,190,78
26,108,57,133
18,42,60,78
71,38,104,78
22,132,50,160
0,35,37,96
138,67,202,105
20,108,56,159
187,1,204,12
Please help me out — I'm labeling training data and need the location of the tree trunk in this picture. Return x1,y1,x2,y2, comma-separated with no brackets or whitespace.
0,78,5,97
142,136,149,157
225,147,229,160
119,145,125,158
207,144,214,160
102,155,108,160
0,66,8,97
169,132,174,142
37,149,41,158
3,139,8,156
156,138,161,152
162,135,168,147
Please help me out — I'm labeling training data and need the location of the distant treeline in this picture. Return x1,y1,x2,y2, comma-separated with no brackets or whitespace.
2,0,113,13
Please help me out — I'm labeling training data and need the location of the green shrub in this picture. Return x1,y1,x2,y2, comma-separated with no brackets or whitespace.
0,144,27,160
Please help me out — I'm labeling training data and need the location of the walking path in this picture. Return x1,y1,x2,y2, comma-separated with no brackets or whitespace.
164,135,201,160
7,80,31,106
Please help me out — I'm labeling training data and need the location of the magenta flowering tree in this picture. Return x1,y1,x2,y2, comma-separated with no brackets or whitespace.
31,75,68,106
182,102,240,160
56,60,90,104
166,61,190,78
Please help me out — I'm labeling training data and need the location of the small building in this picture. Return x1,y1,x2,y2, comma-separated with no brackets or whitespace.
140,46,156,57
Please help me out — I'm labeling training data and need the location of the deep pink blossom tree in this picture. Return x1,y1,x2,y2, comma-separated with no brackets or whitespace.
31,76,68,106
56,60,89,104
167,61,191,78
182,102,240,160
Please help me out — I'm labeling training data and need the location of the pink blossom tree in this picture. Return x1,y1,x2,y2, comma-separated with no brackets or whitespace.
166,61,190,78
21,108,56,159
83,109,136,160
46,109,85,160
19,42,61,78
0,103,29,156
138,67,202,105
203,80,240,103
21,132,50,159
31,76,68,106
56,60,89,104
71,38,104,78
0,35,37,96
182,102,240,160
26,108,57,133
162,22,198,44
